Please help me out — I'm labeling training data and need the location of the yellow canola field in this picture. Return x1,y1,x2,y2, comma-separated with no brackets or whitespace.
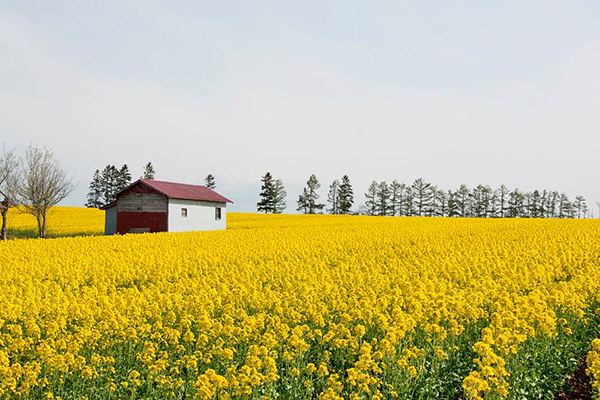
6,207,104,237
1,211,600,399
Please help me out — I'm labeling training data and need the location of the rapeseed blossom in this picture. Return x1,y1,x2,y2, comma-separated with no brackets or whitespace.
1,210,599,398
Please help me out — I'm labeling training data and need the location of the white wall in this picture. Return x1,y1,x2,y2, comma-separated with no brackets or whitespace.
104,205,117,235
168,199,227,232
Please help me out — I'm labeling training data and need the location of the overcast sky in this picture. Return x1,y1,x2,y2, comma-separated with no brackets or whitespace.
1,1,599,213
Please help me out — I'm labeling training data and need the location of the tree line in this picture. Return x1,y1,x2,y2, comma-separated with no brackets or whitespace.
85,162,156,208
257,173,591,219
258,172,354,214
1,142,594,241
85,165,218,209
0,144,76,239
362,178,589,219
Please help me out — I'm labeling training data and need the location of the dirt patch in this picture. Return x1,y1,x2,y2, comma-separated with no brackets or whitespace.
556,356,593,400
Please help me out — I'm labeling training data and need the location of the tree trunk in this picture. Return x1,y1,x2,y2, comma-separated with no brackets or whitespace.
41,212,47,238
1,208,7,240
36,211,44,238
36,213,42,238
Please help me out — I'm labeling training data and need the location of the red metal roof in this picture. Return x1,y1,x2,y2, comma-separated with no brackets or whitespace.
139,179,233,203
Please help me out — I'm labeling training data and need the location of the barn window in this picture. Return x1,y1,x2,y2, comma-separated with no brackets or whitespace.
215,207,222,220
181,208,188,217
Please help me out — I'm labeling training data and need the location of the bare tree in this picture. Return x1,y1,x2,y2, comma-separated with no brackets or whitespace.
597,202,600,219
0,145,21,240
18,145,76,238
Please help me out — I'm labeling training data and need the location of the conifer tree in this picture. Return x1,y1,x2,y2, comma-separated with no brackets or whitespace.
488,190,499,218
272,179,287,213
297,175,325,214
375,181,390,216
117,164,132,191
447,190,458,217
529,190,542,218
547,191,559,218
507,189,525,218
471,184,492,218
205,174,216,190
338,175,354,215
85,169,103,208
496,185,509,218
327,180,340,215
364,181,378,216
433,187,448,217
389,180,403,216
455,184,471,217
142,162,156,180
411,178,433,217
100,165,120,205
257,172,274,213
402,186,414,216
574,195,587,218
539,190,549,218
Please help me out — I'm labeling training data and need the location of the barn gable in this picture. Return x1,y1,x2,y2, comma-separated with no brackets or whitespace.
113,183,169,234
117,184,168,213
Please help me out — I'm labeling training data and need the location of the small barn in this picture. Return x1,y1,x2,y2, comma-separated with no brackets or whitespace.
101,179,233,235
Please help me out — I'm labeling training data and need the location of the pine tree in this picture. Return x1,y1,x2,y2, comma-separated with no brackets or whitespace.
297,174,325,214
272,179,287,214
205,174,216,190
529,190,542,218
327,180,340,215
507,189,525,218
455,184,471,217
471,185,492,218
433,187,448,217
447,190,458,217
574,195,587,218
85,169,103,208
142,162,156,180
375,181,390,216
497,185,509,218
402,186,414,216
547,191,560,218
257,172,274,213
539,190,549,218
100,165,120,205
488,190,499,218
364,181,378,216
411,178,433,217
338,175,354,215
117,164,132,191
389,180,403,216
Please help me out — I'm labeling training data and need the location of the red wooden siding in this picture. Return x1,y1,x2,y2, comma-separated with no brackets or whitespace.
116,211,168,234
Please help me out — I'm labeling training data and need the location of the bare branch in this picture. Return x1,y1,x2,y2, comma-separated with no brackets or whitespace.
17,144,77,238
0,144,21,240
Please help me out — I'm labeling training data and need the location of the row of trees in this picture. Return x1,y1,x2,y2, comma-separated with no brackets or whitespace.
257,173,591,219
257,173,355,214
85,162,155,208
297,174,354,214
363,179,589,219
85,166,218,209
0,144,76,239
